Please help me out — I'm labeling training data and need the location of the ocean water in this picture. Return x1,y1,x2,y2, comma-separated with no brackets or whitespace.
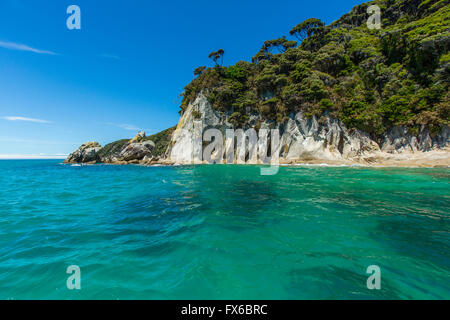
0,160,448,300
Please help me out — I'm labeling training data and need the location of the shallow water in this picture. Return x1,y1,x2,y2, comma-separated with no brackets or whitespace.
0,160,449,299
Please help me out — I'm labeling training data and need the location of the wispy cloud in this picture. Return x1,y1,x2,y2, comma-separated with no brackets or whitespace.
2,116,52,124
0,40,56,55
100,53,121,60
104,122,145,132
118,124,143,131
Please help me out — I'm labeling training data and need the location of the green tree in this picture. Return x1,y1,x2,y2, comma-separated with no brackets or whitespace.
193,66,206,77
261,37,289,54
252,51,271,63
289,18,325,42
253,37,296,63
208,49,225,66
283,40,298,51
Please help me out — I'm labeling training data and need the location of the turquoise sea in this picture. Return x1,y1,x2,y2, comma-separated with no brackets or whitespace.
0,160,449,300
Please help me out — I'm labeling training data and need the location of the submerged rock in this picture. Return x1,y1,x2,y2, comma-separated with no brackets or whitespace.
64,142,102,164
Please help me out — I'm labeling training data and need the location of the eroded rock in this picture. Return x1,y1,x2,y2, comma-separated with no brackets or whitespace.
118,141,155,161
64,142,102,164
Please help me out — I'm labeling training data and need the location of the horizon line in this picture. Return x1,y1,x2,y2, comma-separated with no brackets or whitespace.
0,154,68,160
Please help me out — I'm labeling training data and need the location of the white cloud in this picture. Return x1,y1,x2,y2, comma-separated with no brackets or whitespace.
0,40,56,55
117,124,143,131
2,116,52,124
104,122,146,132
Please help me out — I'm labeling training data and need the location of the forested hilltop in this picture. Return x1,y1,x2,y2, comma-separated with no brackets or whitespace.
182,0,449,140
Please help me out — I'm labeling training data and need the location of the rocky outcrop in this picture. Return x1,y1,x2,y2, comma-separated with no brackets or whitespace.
64,142,102,164
130,131,146,143
277,112,381,161
65,132,158,165
101,132,156,164
381,126,449,153
117,141,155,162
166,93,449,165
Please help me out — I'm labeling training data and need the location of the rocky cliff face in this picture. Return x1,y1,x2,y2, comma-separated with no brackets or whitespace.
166,93,450,165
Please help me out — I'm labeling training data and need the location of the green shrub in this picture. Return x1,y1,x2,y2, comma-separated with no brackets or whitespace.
192,110,202,120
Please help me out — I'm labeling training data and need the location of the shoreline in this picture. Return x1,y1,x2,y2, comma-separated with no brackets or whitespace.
63,150,450,169
64,162,449,169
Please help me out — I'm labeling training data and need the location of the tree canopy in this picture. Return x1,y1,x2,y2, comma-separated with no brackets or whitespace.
194,66,206,77
182,0,449,137
289,18,325,42
208,49,225,66
252,37,298,63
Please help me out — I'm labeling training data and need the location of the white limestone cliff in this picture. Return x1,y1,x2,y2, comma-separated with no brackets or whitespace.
166,93,450,166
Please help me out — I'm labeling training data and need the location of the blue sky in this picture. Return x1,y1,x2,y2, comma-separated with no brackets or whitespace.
0,0,365,157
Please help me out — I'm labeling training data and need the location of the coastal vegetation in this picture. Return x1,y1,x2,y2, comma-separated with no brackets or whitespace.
181,0,449,140
95,126,176,161
143,126,177,157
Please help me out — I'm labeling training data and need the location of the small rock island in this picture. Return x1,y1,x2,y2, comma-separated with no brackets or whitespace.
64,129,175,165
